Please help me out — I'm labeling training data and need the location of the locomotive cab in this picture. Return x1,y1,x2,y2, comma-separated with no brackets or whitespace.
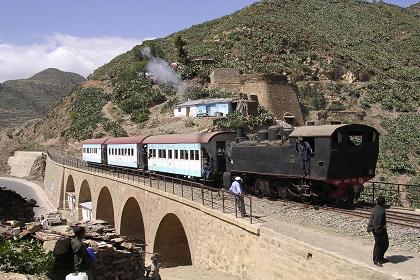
327,124,379,182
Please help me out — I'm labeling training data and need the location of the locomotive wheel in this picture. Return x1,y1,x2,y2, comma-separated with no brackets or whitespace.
300,180,314,204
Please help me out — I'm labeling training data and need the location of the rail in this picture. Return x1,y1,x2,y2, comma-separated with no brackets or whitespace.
47,151,255,224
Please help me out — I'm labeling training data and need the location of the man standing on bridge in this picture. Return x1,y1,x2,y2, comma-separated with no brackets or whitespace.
230,176,246,217
367,196,389,267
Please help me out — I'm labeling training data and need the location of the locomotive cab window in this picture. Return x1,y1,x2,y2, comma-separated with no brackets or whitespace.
349,132,363,146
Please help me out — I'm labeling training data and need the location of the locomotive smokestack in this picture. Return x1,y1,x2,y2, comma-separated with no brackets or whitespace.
236,128,245,142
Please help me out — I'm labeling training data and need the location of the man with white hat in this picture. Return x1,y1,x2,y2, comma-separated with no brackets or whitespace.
229,176,246,217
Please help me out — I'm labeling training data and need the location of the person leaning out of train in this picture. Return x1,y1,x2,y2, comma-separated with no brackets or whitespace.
296,137,313,177
229,177,246,217
202,160,212,181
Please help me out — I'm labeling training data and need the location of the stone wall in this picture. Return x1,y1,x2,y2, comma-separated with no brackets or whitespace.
209,69,304,125
242,82,304,125
43,157,64,209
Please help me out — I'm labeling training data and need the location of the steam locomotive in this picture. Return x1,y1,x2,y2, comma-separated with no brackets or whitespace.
82,123,379,203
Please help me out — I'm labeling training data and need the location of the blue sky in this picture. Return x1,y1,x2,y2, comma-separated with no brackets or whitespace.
0,0,417,81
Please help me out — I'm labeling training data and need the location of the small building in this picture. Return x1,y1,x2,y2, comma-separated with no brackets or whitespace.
174,98,234,117
79,202,93,221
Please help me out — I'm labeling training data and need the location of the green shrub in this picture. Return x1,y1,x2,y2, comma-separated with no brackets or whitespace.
365,81,419,112
67,88,107,141
131,109,150,124
380,114,420,174
160,96,180,113
102,120,127,137
0,239,54,275
328,101,346,111
184,86,235,100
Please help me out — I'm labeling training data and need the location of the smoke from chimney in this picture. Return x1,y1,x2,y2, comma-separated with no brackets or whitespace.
141,47,185,94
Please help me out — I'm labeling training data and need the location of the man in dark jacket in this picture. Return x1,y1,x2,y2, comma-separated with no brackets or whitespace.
71,226,93,278
367,196,389,267
296,137,313,176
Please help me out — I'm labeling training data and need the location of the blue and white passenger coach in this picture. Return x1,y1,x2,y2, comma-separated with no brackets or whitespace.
105,136,149,169
81,137,110,164
144,132,236,178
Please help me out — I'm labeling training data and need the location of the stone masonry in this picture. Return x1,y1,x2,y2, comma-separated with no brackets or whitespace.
209,68,304,125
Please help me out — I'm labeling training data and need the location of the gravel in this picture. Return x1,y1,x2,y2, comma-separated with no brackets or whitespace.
252,197,420,253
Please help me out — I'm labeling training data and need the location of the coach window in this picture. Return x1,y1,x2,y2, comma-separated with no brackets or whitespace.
349,132,363,147
168,150,172,159
158,149,162,158
190,150,194,160
153,149,156,158
174,150,178,159
180,150,184,159
163,149,166,158
195,150,199,160
185,150,189,160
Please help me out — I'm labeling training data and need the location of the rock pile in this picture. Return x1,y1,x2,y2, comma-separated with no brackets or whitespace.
1,218,146,280
28,154,46,181
0,187,35,222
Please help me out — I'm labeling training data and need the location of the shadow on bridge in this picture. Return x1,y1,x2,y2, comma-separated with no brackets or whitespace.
153,213,192,267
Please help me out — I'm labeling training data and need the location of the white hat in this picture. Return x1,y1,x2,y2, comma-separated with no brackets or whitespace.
235,176,242,181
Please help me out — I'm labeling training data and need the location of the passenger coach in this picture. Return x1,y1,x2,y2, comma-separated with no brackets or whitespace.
106,136,149,169
144,132,236,178
81,137,110,164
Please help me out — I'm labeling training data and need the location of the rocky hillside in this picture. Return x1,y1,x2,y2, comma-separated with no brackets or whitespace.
0,68,86,131
16,0,420,184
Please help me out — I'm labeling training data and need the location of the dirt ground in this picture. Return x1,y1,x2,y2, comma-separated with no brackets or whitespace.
160,266,242,280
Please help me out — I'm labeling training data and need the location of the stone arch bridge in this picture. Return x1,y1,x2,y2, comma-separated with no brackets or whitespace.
42,152,393,280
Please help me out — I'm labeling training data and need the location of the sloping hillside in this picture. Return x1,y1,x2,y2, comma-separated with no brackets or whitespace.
21,0,420,183
0,68,86,131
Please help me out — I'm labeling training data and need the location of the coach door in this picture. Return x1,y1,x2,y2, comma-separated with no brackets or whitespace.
216,141,227,175
102,144,107,164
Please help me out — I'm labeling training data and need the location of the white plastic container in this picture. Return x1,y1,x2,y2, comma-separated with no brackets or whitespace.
65,272,88,280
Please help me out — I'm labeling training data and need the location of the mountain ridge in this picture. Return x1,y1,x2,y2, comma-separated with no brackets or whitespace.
0,68,86,131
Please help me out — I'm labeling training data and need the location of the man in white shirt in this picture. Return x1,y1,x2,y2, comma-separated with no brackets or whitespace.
229,176,246,217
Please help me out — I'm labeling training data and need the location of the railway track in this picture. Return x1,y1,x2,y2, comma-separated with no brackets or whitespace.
322,206,420,230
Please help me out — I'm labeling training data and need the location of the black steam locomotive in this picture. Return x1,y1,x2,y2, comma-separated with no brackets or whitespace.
223,124,379,203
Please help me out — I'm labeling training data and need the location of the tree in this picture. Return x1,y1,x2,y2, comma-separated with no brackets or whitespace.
174,35,190,64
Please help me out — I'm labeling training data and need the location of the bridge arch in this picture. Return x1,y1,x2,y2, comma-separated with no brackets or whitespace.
78,180,92,221
65,175,75,210
153,213,192,267
120,197,145,241
96,187,115,227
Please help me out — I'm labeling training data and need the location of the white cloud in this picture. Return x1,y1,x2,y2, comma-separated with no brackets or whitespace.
0,33,151,82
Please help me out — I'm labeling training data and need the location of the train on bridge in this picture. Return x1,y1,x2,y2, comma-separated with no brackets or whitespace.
82,123,379,203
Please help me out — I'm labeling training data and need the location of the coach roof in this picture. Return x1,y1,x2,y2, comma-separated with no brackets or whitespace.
81,137,111,145
105,135,149,144
144,131,234,144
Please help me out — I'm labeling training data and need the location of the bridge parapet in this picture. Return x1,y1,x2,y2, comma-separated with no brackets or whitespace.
46,150,257,225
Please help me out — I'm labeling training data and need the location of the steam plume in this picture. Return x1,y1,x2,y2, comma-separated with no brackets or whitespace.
141,47,184,93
